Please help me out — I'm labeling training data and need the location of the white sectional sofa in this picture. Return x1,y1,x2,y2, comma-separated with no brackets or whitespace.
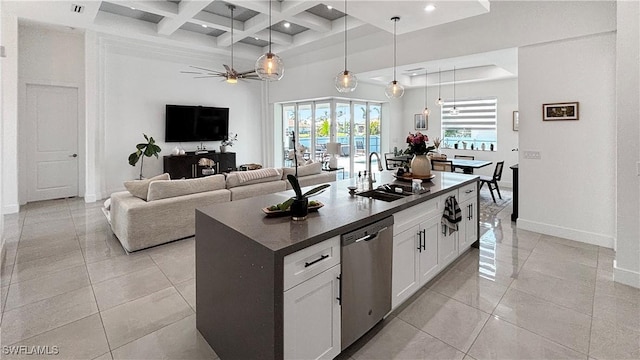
107,163,335,252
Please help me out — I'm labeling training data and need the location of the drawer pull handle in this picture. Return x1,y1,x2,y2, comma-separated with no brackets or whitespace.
422,229,426,250
465,189,474,194
417,231,422,252
305,254,329,267
336,275,342,305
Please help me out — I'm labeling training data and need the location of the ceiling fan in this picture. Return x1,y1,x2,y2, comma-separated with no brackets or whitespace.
181,4,260,83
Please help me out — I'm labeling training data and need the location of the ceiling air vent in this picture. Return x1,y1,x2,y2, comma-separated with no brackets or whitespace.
71,4,85,13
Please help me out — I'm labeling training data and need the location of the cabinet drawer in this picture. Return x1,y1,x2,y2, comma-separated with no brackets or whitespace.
393,198,439,235
284,236,340,291
458,182,478,203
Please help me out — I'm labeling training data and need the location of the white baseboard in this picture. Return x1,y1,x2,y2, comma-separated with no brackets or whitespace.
2,204,19,214
517,218,614,248
84,193,98,203
613,260,640,289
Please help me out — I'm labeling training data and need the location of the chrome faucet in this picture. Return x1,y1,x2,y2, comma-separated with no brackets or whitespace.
368,152,384,190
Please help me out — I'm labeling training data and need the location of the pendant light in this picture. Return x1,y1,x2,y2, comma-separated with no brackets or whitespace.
335,0,357,92
255,0,284,81
423,70,430,116
449,66,459,115
227,5,237,84
384,17,404,99
435,68,444,106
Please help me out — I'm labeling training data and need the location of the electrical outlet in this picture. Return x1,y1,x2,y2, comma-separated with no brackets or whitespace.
523,151,541,160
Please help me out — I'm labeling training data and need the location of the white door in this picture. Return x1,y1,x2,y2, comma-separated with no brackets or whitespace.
26,84,79,201
391,226,421,309
418,216,440,284
283,264,341,360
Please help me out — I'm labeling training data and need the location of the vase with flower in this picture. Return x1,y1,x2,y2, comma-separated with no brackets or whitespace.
404,132,435,177
220,133,238,153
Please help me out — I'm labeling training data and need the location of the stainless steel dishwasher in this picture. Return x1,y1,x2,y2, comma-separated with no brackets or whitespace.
340,216,394,350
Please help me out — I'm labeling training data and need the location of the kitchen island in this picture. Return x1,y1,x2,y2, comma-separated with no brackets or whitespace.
195,171,479,360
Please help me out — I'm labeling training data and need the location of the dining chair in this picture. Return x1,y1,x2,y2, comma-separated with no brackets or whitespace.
479,161,504,203
355,140,365,156
431,160,454,172
384,153,404,171
454,155,475,173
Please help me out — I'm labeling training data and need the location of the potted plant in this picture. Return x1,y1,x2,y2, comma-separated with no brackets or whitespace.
128,134,161,179
220,133,238,153
284,175,330,220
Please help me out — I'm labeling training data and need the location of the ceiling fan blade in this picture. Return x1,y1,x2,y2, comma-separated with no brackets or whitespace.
189,65,219,72
180,71,203,74
193,75,222,79
237,69,257,76
223,64,233,73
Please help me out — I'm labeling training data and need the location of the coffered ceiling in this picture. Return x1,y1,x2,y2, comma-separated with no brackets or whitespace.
4,0,490,59
4,1,517,86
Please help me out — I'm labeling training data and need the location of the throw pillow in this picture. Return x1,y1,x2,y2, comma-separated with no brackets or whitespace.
282,162,322,178
123,173,170,201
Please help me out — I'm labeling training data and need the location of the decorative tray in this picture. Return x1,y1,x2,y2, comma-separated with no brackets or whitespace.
393,173,436,182
262,202,324,217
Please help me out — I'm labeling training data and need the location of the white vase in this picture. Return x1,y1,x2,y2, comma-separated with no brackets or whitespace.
411,154,431,177
220,145,227,153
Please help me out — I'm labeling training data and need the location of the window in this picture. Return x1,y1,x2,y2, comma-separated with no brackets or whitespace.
279,99,382,177
442,97,497,150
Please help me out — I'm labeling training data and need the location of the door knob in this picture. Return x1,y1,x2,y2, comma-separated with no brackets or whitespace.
70,154,78,158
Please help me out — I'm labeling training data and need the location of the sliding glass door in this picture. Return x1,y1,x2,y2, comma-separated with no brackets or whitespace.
279,99,382,178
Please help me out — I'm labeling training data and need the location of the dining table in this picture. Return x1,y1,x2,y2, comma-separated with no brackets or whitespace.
390,155,492,174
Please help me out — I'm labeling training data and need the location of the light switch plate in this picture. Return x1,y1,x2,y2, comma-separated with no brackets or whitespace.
523,151,541,160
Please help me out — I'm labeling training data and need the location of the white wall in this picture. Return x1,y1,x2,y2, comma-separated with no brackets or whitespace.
18,24,85,205
518,32,616,248
614,1,640,288
99,37,262,196
1,13,18,214
401,78,519,185
1,0,5,249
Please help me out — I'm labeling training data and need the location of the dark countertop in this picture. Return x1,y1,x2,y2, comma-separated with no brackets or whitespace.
196,171,478,256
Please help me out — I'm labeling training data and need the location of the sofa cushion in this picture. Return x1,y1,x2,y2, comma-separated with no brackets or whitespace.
226,168,283,188
229,181,287,201
147,175,226,201
282,162,322,179
123,173,170,201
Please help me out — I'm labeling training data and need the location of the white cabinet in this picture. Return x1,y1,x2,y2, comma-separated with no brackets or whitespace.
458,198,478,253
457,182,478,254
283,264,341,360
283,237,341,360
392,200,440,309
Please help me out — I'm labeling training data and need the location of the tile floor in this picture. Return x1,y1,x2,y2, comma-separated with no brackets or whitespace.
0,194,638,360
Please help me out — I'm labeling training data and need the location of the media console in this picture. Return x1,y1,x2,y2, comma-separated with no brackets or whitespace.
163,152,236,179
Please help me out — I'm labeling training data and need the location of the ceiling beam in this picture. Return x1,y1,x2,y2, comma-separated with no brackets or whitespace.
271,16,364,54
191,11,244,32
286,12,331,33
110,1,178,18
81,1,103,23
157,0,213,35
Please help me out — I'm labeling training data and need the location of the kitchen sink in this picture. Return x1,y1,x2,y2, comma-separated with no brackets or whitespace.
356,189,406,202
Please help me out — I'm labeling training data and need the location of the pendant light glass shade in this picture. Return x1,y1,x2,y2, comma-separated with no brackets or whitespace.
385,17,403,99
335,0,357,92
255,0,284,81
385,80,404,98
255,53,284,81
335,70,357,92
435,68,444,106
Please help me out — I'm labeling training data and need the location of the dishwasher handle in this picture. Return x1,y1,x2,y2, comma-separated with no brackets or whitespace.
354,226,388,243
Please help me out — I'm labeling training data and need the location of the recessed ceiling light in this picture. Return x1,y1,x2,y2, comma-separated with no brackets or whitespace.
202,24,207,28
327,5,333,10
412,73,417,76
254,37,259,40
130,6,135,10
283,22,291,28
424,4,436,12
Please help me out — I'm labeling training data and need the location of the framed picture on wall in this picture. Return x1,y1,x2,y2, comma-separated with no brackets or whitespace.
513,111,519,131
414,114,427,130
543,102,579,121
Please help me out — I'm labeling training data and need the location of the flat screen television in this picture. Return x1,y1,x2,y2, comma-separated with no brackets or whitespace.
165,105,229,142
